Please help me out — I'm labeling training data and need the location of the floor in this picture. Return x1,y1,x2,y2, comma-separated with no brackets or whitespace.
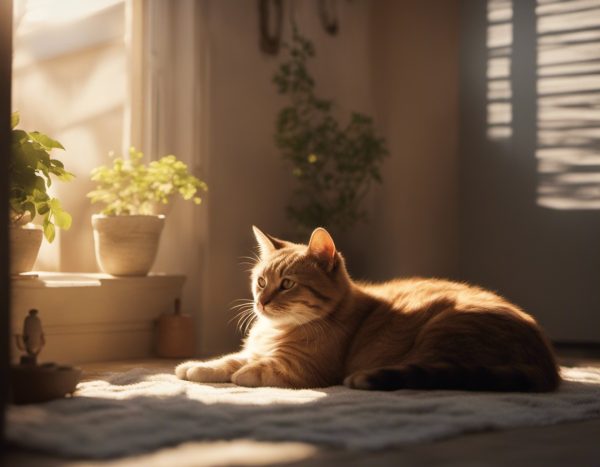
4,353,600,467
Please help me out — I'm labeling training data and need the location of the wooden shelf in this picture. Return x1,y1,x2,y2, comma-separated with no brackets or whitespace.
11,272,186,365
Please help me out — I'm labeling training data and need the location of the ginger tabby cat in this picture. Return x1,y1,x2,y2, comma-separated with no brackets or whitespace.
176,227,560,392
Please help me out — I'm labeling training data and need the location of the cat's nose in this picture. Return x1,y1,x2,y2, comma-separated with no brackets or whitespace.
258,295,272,308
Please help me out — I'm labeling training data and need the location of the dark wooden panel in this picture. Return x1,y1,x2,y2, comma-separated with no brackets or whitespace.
0,0,12,446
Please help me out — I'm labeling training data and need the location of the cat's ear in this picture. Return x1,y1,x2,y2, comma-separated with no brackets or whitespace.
308,227,336,270
252,225,288,258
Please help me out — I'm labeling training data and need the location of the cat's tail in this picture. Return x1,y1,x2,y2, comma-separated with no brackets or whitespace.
345,363,561,392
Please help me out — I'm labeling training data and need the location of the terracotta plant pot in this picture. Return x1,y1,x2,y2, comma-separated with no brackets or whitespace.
92,214,165,276
10,224,43,274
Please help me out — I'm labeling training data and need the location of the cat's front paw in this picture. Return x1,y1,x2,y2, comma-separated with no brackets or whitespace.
232,361,291,387
175,361,194,379
343,370,375,390
231,365,264,387
175,361,231,383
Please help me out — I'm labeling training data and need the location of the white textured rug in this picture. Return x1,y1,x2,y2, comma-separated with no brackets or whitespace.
7,366,600,458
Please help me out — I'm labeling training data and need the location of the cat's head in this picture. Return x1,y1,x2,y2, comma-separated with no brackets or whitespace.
250,226,351,328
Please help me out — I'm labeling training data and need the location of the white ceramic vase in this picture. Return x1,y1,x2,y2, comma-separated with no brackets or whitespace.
10,224,43,274
92,214,166,276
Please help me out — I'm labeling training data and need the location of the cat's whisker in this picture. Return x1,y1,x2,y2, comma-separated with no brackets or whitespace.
229,305,255,326
229,299,255,309
250,250,262,263
230,301,253,307
232,310,253,334
238,254,261,270
230,298,254,304
238,255,259,263
244,316,257,335
232,308,253,320
231,307,255,322
229,300,254,310
229,314,246,328
229,309,254,322
238,310,257,335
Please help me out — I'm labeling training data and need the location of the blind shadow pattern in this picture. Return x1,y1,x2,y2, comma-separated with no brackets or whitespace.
536,0,600,209
487,0,514,140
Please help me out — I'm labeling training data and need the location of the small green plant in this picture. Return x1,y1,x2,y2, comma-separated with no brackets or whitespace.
9,111,74,242
87,147,208,215
273,27,388,234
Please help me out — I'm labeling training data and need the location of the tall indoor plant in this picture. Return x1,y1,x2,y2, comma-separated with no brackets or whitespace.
273,27,388,235
9,111,74,274
87,147,207,276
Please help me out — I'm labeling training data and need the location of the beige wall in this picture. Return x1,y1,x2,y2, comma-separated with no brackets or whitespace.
364,0,460,281
194,0,460,356
195,0,376,355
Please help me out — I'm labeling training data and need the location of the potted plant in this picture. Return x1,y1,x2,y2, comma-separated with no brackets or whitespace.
9,111,74,274
87,147,207,276
273,27,388,236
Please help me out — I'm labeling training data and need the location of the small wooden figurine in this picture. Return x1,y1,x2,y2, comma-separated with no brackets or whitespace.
15,308,45,365
11,309,81,404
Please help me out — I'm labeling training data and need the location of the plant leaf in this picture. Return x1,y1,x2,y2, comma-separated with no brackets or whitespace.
57,171,75,182
48,198,62,211
28,131,65,150
37,202,50,215
11,111,19,129
53,209,72,230
12,129,28,145
43,221,55,243
22,202,35,219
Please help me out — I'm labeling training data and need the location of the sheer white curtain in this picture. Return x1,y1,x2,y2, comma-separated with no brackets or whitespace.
12,0,127,272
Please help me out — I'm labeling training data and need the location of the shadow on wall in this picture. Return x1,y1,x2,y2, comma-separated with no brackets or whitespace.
486,0,600,209
535,0,600,209
486,0,514,140
460,0,600,343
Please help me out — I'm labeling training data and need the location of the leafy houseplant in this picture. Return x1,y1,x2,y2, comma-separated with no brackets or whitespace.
87,148,207,276
10,112,74,239
273,28,388,235
9,111,74,273
87,147,207,215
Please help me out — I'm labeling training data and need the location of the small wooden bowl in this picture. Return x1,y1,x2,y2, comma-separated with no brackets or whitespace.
10,363,81,404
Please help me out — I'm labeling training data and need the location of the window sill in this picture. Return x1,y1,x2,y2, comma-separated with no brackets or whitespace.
12,271,185,288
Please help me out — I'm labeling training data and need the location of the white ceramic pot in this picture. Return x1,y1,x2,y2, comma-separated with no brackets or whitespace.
92,214,166,276
10,224,43,274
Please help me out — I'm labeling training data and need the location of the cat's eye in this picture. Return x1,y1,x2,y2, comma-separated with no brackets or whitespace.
257,277,266,288
281,278,295,290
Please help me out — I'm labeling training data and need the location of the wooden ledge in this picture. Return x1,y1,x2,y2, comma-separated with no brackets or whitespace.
12,271,186,289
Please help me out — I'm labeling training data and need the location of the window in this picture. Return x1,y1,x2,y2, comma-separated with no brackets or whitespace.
12,0,128,271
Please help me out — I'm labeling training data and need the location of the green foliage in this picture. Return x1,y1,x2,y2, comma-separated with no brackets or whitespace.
9,111,74,242
273,27,388,234
88,147,208,215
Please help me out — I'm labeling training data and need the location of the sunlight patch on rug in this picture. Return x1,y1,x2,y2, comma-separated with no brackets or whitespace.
7,366,600,458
